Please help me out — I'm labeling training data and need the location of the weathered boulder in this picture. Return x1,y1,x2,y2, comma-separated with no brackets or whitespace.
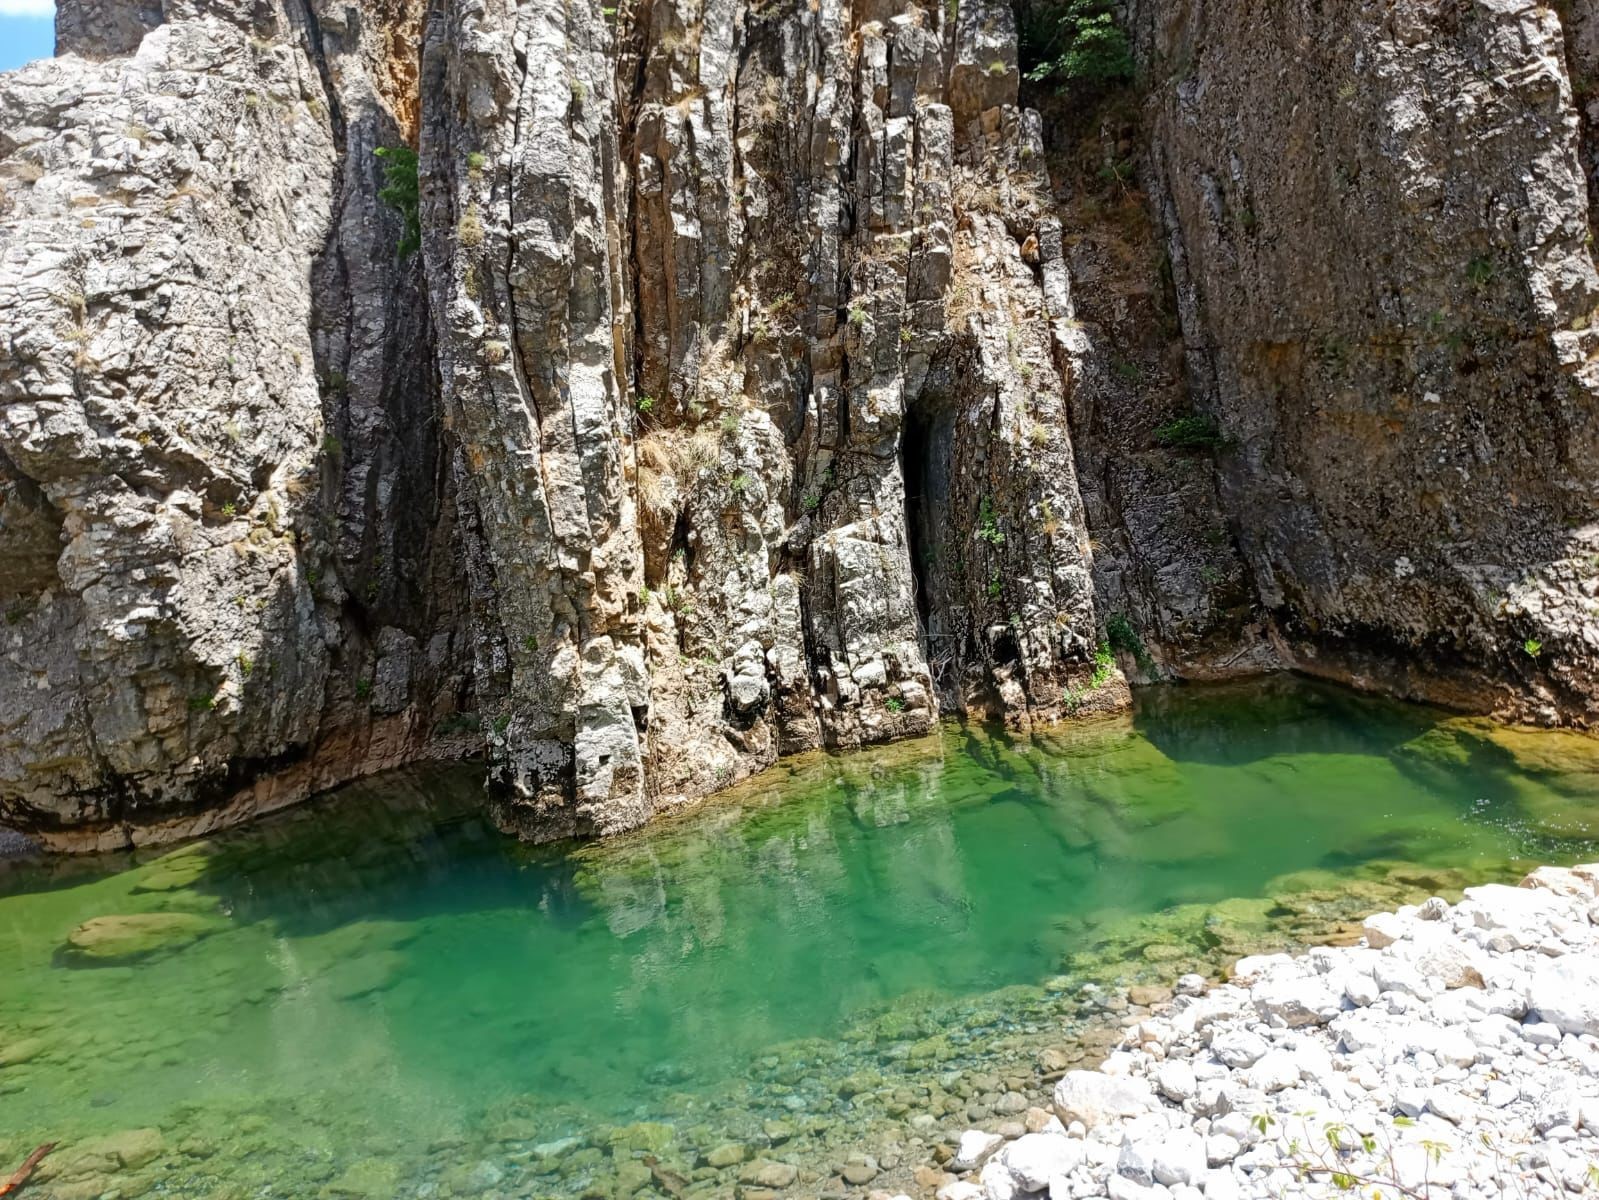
1527,953,1599,1035
1052,1071,1156,1130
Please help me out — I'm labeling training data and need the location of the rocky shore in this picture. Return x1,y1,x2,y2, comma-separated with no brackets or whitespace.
917,865,1599,1200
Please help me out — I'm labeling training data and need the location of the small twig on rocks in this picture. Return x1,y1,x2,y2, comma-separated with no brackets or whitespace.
0,1143,56,1198
1277,1113,1434,1200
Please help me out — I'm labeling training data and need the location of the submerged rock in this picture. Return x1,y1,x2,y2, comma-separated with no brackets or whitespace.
61,913,224,965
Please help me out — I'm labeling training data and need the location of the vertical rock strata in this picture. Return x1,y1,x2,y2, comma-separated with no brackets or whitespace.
420,0,1117,838
0,0,1115,847
1132,0,1599,721
5,0,1599,847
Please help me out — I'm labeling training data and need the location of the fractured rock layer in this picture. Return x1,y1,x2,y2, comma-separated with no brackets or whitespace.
5,0,1599,847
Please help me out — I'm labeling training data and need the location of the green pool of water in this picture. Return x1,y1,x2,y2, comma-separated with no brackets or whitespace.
3,677,1599,1198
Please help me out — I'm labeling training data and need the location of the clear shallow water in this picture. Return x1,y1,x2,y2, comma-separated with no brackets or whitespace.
3,677,1599,1197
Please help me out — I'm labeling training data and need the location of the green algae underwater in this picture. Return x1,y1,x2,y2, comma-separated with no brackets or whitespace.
3,676,1599,1199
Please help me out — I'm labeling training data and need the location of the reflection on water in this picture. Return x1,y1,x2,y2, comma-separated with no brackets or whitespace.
1,677,1597,1198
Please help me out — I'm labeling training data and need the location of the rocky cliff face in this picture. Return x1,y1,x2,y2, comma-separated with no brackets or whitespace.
1129,0,1599,724
4,0,1599,850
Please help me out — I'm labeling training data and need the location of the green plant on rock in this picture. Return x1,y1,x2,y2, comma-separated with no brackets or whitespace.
1089,640,1115,688
1154,414,1224,450
1106,612,1154,671
373,146,421,258
976,497,1005,546
636,393,655,415
1062,642,1116,712
885,696,907,713
354,678,373,700
1523,638,1543,660
1024,0,1134,90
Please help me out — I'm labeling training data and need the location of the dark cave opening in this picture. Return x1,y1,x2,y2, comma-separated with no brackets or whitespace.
902,392,958,705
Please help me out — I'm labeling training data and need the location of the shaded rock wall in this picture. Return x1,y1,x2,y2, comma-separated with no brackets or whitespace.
5,0,1599,848
1131,0,1599,721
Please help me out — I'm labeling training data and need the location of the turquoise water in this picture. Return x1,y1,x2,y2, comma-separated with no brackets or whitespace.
2,677,1598,1198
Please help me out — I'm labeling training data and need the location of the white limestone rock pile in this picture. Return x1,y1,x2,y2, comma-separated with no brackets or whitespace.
934,864,1599,1199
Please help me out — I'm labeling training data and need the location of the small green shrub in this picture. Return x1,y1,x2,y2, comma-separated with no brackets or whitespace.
1089,641,1115,688
1154,414,1224,450
885,696,907,713
1466,255,1497,288
354,678,373,700
729,473,751,496
1523,638,1543,659
373,146,420,258
976,497,1005,546
636,393,655,415
847,303,869,328
188,694,215,713
220,501,237,519
1106,612,1155,671
1025,1,1134,89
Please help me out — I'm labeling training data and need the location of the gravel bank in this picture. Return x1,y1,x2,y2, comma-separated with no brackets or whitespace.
924,864,1599,1200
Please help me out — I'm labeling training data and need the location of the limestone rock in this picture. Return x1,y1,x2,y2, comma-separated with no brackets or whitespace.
1052,1071,1156,1130
9,0,1599,849
1527,953,1599,1035
62,912,223,965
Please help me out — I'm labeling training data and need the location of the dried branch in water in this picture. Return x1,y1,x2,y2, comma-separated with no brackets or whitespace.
0,1143,56,1199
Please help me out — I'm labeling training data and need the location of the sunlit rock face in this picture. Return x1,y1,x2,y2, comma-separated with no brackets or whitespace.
5,0,1599,847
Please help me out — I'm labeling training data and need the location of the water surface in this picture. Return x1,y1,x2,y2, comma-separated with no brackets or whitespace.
2,677,1597,1197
